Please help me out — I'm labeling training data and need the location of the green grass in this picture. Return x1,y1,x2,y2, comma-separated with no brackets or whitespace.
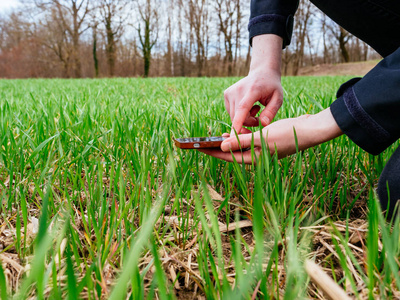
0,77,399,299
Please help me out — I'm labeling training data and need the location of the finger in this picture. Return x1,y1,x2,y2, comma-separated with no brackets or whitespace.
259,92,283,126
250,105,261,117
231,92,257,134
198,148,234,162
229,100,235,123
198,148,260,164
230,126,240,136
221,131,259,152
243,117,259,127
241,128,252,134
243,105,262,127
224,96,230,117
223,128,250,137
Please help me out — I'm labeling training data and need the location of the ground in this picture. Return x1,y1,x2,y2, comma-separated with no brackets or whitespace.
299,60,379,76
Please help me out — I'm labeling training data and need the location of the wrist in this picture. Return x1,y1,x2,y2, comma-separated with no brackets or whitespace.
307,108,343,146
250,34,283,75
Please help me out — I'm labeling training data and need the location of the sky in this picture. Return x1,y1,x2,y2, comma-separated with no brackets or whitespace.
0,0,20,13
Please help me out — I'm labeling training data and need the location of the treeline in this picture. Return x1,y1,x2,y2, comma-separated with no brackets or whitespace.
0,0,381,79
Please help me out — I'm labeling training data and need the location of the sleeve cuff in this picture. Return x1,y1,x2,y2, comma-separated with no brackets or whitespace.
248,14,294,48
331,84,392,155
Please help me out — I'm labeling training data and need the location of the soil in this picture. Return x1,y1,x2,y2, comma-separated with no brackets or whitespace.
298,60,379,77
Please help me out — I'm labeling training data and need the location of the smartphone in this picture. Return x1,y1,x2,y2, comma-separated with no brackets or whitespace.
174,136,226,149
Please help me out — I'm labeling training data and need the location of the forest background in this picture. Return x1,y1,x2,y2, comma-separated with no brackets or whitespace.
0,0,381,79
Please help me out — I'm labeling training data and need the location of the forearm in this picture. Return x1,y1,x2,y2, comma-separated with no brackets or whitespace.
262,108,343,159
250,35,283,74
296,108,343,151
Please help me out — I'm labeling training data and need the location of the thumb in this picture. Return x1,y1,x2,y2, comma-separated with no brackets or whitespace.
221,132,257,152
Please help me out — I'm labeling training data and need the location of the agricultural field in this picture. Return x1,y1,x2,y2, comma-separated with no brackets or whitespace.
0,77,399,299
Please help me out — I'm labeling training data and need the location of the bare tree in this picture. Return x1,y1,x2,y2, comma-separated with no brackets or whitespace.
31,0,91,77
0,11,44,77
214,0,238,76
214,0,247,75
323,18,351,63
136,0,159,77
181,0,210,77
176,0,188,76
291,0,314,75
91,19,99,77
0,19,4,51
0,12,31,51
320,13,330,64
234,0,246,75
96,0,129,76
41,8,75,76
337,26,351,62
165,0,175,76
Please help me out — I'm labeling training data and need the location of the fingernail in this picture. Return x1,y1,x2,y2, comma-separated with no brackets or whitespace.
221,142,231,152
262,116,270,125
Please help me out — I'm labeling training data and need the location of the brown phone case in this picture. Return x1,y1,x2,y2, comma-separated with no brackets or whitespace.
174,136,226,149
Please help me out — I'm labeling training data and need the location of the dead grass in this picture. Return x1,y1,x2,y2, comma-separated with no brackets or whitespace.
0,159,388,300
0,177,382,299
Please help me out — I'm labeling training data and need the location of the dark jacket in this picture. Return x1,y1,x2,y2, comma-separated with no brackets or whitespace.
249,0,400,155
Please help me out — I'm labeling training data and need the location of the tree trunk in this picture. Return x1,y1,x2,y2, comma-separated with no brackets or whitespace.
339,28,350,63
105,19,115,76
71,3,82,78
72,33,81,77
92,25,99,77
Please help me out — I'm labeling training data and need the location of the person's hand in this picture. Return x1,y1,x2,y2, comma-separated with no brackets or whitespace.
199,108,343,164
224,68,283,133
224,34,283,135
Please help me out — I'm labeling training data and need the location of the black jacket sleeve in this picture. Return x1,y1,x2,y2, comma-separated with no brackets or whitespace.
330,47,400,155
249,0,299,48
